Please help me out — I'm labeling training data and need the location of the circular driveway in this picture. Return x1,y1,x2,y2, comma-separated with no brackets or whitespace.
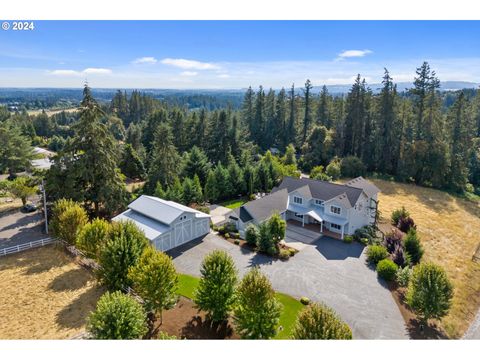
169,232,408,339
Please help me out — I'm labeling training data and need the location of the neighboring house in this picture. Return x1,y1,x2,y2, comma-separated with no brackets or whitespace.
230,176,379,239
113,195,211,252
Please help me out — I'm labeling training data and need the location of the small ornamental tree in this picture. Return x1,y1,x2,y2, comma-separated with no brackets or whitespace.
376,259,398,281
8,176,37,206
340,156,366,178
128,247,179,324
392,244,409,268
366,245,388,265
50,199,88,245
97,220,149,290
292,302,353,340
76,218,111,259
87,291,147,339
267,212,286,245
245,224,259,247
233,267,282,339
325,159,341,180
404,228,424,264
257,222,277,255
397,216,416,233
195,250,238,322
406,263,454,323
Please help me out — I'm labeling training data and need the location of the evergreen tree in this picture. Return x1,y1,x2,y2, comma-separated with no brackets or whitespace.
204,170,219,202
227,153,246,196
275,88,287,149
0,124,33,176
301,125,331,170
182,146,211,185
283,143,297,166
264,88,276,149
165,177,184,203
302,79,313,144
170,108,188,153
242,86,255,142
120,144,146,180
146,123,180,192
285,84,297,147
316,85,331,128
254,86,266,148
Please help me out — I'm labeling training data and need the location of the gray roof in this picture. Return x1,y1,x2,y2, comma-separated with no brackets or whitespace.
272,177,365,207
127,195,209,225
236,189,289,223
344,176,380,198
112,209,170,240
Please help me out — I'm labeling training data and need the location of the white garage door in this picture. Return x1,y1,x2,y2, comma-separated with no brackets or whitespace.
154,218,210,252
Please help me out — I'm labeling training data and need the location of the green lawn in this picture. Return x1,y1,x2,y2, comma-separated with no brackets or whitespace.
177,273,303,339
218,197,248,209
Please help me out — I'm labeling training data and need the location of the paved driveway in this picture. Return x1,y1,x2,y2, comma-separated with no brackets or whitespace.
170,233,408,339
464,310,480,339
0,210,46,250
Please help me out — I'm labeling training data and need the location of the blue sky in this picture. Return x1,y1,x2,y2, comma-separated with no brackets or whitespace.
1,21,480,88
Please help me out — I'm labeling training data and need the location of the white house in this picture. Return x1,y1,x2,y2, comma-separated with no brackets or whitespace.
113,195,211,252
230,176,379,239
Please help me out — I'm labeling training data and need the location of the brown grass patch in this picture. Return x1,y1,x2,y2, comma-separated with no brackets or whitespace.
0,245,105,339
372,178,480,338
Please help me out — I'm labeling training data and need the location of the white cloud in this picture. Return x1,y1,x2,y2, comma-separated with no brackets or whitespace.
337,49,373,59
132,56,158,64
83,68,112,75
180,71,198,77
217,73,230,78
49,68,112,76
161,58,220,70
50,69,81,76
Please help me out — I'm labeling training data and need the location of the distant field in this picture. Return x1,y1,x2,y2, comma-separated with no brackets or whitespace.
373,178,480,338
0,246,104,339
27,108,77,116
219,197,248,209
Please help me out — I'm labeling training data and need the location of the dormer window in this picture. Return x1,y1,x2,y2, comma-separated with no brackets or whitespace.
315,199,324,206
331,205,341,215
293,196,303,205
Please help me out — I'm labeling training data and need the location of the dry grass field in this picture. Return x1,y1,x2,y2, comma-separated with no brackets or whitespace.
26,108,77,116
372,178,480,338
0,245,104,339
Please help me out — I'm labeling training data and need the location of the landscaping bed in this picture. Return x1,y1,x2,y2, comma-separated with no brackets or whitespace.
373,178,480,338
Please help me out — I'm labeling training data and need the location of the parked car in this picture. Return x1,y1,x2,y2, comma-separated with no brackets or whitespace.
22,203,37,213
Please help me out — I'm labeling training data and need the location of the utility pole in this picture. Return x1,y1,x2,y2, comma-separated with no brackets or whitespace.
41,179,48,234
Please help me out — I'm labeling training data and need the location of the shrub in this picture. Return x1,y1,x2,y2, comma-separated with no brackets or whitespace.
233,267,282,339
267,212,286,244
340,156,366,178
224,222,237,233
289,248,296,256
87,291,147,339
50,199,88,245
406,263,454,322
212,225,218,231
224,233,230,239
366,245,388,265
376,259,398,281
128,247,179,324
245,224,259,246
234,239,240,245
217,225,226,235
360,238,369,246
249,194,256,201
396,266,412,287
292,303,352,340
300,297,310,305
157,331,177,340
343,235,353,244
397,216,416,233
195,250,238,323
76,218,111,259
392,245,410,268
383,229,403,254
279,249,290,260
353,225,376,243
391,206,410,226
404,228,424,264
97,221,149,290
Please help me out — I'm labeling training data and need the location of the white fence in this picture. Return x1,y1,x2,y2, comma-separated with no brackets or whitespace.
0,237,56,257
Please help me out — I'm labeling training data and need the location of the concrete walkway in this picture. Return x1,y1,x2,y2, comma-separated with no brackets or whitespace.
464,310,480,339
170,233,408,339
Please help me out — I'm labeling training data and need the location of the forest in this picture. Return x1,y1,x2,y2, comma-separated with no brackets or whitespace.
1,61,480,216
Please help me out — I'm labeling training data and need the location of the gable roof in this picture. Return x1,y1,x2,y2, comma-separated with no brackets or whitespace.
127,195,209,225
344,177,380,198
272,177,364,207
235,189,289,223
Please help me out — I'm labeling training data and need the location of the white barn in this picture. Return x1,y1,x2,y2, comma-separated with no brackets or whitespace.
113,195,210,252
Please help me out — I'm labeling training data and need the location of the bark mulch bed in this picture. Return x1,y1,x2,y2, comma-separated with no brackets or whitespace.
389,283,448,339
152,296,240,339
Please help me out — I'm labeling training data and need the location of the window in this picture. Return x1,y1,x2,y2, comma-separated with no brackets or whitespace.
315,199,324,206
331,205,341,215
294,213,303,219
293,196,303,205
179,215,187,221
331,223,341,230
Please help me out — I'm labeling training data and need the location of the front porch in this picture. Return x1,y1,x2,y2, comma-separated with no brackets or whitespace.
286,219,343,240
